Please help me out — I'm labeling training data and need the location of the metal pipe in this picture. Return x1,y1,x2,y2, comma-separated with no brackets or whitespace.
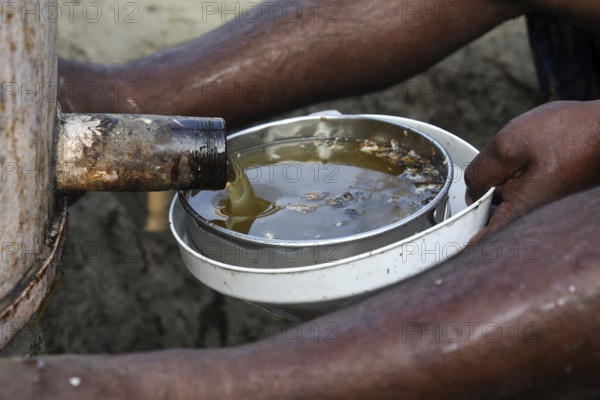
54,113,227,192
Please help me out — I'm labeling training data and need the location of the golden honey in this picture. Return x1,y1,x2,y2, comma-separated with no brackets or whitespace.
186,138,444,240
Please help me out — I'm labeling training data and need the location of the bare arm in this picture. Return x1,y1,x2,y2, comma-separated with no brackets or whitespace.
59,0,525,128
59,1,600,129
3,185,600,399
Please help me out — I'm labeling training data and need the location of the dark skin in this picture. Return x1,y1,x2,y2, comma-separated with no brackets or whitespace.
1,186,600,399
4,0,599,398
58,0,600,128
59,0,529,124
466,100,600,238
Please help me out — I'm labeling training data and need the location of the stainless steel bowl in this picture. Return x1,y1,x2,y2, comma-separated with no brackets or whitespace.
178,115,453,268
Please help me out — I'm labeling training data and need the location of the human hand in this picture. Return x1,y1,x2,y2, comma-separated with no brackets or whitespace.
465,100,600,239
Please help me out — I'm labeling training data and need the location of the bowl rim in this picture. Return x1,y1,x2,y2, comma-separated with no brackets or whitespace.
169,186,493,275
177,114,454,248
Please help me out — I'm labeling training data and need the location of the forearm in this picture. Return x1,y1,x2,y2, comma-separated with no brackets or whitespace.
59,0,523,127
0,348,233,399
3,186,600,399
237,185,600,399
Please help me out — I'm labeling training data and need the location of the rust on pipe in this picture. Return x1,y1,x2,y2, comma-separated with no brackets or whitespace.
54,113,227,192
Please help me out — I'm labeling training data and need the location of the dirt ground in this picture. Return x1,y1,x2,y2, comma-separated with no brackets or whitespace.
4,0,539,355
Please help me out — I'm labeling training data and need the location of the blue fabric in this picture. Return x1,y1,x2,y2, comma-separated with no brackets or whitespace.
527,14,600,101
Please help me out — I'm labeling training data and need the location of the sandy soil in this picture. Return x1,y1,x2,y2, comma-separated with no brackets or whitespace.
3,0,540,355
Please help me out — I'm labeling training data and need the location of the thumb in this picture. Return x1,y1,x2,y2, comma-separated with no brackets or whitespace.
465,138,524,200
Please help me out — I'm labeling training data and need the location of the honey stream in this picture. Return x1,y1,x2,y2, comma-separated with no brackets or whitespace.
222,155,272,233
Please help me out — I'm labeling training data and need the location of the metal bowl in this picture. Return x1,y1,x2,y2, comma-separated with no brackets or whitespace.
169,115,494,321
177,114,453,268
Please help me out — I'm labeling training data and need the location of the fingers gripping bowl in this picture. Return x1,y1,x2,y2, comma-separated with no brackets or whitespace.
169,114,494,319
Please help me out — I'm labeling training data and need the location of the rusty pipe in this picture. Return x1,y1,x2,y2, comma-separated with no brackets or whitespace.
54,113,227,191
